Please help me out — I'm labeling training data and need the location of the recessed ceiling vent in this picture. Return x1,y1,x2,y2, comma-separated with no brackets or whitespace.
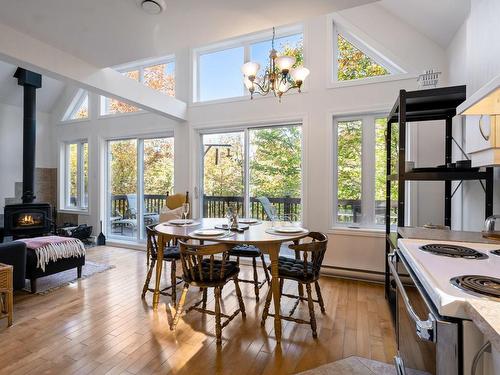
137,0,166,15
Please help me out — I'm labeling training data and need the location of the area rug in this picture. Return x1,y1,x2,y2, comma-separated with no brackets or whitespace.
24,261,115,295
295,356,397,375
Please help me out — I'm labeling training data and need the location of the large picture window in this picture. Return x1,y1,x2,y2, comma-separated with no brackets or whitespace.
201,124,302,220
195,28,303,102
334,114,397,228
63,141,88,211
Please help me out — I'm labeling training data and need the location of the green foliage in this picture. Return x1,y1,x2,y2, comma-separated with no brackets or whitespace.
249,127,301,198
337,34,389,81
203,126,302,200
337,120,362,200
375,120,398,202
108,138,174,196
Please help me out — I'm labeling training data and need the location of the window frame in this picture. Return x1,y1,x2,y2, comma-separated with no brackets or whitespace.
61,140,89,213
100,55,175,117
328,18,413,88
333,113,389,229
104,133,175,244
198,122,304,220
192,25,304,104
61,89,90,123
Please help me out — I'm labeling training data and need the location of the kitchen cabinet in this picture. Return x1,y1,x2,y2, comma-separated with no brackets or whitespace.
465,115,500,166
458,74,500,166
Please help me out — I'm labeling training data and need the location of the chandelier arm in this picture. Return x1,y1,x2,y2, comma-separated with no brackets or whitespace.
280,83,300,95
252,80,269,94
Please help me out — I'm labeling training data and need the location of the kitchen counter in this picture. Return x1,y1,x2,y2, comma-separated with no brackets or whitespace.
465,299,500,352
398,227,500,244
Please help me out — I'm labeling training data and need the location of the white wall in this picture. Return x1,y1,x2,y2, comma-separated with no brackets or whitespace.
0,102,53,209
49,3,448,279
447,0,500,231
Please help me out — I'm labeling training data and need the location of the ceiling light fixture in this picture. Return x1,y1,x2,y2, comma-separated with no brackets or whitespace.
241,27,309,102
137,0,166,15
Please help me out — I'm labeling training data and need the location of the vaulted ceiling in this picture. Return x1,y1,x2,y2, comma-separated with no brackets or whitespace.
0,0,375,68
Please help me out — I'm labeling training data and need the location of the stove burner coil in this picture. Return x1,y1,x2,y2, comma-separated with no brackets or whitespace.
451,275,500,299
491,249,500,256
419,244,488,259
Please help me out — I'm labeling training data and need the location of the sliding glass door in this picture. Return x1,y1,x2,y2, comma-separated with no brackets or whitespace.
107,136,174,242
201,124,302,221
202,132,245,218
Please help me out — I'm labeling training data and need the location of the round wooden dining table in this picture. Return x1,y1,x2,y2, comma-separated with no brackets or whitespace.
154,218,309,344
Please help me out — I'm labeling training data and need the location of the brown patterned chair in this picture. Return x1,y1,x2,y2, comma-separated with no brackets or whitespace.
261,232,328,338
171,239,246,346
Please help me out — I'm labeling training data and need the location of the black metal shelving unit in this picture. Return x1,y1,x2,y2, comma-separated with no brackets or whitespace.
384,85,494,316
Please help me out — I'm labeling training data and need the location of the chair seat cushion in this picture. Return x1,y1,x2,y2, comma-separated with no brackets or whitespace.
151,246,180,260
269,256,316,281
229,244,261,257
185,260,239,284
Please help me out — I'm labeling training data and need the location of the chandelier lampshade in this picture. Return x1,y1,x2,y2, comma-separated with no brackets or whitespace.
241,27,309,102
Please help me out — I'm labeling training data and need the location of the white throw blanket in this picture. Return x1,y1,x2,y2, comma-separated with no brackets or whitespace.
19,236,86,272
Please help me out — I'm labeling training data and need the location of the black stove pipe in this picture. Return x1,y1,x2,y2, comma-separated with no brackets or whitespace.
13,68,42,204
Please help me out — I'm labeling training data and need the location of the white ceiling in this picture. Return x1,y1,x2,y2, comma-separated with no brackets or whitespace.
0,0,375,68
379,0,470,48
0,60,65,113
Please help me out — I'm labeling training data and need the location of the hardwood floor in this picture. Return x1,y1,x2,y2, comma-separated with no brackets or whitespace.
0,246,396,375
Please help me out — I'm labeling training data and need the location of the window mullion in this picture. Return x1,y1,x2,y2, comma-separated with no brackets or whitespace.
137,139,145,242
244,128,250,217
77,143,83,209
362,116,376,227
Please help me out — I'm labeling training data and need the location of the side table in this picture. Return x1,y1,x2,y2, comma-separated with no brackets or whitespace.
0,263,13,326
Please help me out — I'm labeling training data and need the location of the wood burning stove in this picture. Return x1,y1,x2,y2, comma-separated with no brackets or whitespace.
4,203,52,237
3,68,52,238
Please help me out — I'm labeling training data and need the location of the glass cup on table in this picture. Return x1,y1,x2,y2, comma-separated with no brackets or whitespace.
181,203,190,225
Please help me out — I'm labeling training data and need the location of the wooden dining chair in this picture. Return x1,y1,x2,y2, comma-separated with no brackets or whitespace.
229,244,270,300
261,232,328,338
142,225,183,305
171,240,246,346
165,191,189,211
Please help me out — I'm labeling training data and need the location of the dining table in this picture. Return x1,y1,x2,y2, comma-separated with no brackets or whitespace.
153,217,309,344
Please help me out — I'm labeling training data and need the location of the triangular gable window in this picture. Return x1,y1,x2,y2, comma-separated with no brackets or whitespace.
335,29,404,82
63,90,89,121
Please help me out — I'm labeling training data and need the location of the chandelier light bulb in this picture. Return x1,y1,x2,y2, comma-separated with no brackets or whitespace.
241,62,260,77
275,56,296,72
291,67,310,83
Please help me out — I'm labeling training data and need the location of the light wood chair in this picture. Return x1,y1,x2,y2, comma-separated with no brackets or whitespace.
142,225,183,305
171,240,246,346
261,232,328,338
229,244,270,300
0,263,13,327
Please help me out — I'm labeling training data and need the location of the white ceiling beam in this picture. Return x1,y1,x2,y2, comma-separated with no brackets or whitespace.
0,22,187,121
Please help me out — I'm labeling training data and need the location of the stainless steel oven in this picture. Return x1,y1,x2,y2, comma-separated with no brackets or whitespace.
388,250,461,375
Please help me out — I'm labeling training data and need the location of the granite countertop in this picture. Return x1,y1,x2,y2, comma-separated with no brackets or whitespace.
465,299,500,352
398,227,500,244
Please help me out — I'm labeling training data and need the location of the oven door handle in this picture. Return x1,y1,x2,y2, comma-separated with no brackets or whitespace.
388,253,436,342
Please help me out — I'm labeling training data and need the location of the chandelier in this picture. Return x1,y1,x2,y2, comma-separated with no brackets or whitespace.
241,27,310,102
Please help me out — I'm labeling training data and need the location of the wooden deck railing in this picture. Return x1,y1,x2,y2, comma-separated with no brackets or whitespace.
202,195,301,220
108,194,397,225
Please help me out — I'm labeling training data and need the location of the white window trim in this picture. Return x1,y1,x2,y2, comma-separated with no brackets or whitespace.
327,14,417,89
192,24,304,104
100,55,175,116
195,120,305,223
59,140,89,214
333,112,389,230
61,89,89,123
